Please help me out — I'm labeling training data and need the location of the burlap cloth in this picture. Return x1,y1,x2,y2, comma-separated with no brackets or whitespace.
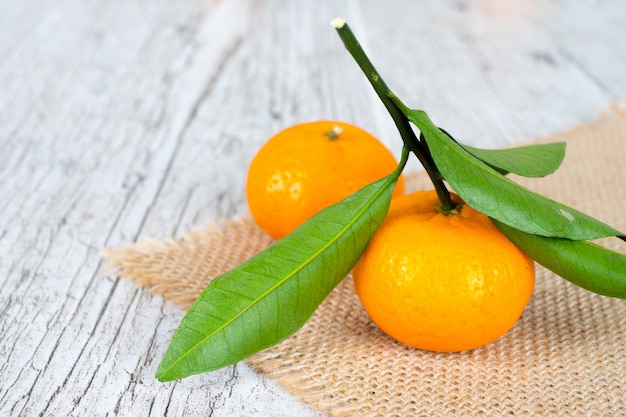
104,105,626,416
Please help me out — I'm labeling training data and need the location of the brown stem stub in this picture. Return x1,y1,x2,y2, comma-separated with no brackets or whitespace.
325,125,344,140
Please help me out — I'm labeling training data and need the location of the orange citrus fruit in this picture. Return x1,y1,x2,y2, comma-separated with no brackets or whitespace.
352,190,535,352
246,120,405,239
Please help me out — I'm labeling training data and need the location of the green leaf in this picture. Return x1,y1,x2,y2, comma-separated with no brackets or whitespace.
395,102,624,241
459,142,566,178
494,220,626,299
155,148,408,382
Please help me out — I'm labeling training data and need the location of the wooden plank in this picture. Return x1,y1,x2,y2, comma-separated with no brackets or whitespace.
357,0,626,148
0,1,323,415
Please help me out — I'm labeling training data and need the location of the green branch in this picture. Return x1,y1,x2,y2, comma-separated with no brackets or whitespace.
331,18,457,213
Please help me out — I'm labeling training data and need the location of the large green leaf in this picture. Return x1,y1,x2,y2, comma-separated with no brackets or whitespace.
155,149,407,382
494,220,626,298
396,102,624,241
460,142,566,178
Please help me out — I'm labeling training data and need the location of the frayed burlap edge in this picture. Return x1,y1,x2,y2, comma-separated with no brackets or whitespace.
102,216,274,310
103,105,626,417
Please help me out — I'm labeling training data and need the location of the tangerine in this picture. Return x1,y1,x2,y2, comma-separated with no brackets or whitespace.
352,190,535,352
246,121,405,239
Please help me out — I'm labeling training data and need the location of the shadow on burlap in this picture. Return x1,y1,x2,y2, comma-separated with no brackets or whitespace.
103,105,626,416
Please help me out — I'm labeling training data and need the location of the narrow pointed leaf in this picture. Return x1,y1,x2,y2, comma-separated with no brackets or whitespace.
395,103,624,240
155,151,407,382
494,220,626,298
460,142,566,178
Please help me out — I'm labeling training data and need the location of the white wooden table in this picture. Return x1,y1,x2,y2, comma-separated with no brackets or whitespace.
1,1,625,415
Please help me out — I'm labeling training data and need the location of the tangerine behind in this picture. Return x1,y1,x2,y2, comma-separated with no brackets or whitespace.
246,121,405,239
353,190,535,352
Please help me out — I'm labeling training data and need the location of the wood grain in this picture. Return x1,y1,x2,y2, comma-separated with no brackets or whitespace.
1,0,625,415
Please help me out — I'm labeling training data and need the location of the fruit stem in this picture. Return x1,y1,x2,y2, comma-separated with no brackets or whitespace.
332,18,458,213
325,125,344,140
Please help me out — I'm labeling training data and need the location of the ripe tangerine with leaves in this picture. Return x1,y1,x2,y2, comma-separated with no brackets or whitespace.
353,190,535,352
246,121,405,239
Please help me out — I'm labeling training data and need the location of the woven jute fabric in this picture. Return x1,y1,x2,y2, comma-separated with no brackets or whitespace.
104,105,626,416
